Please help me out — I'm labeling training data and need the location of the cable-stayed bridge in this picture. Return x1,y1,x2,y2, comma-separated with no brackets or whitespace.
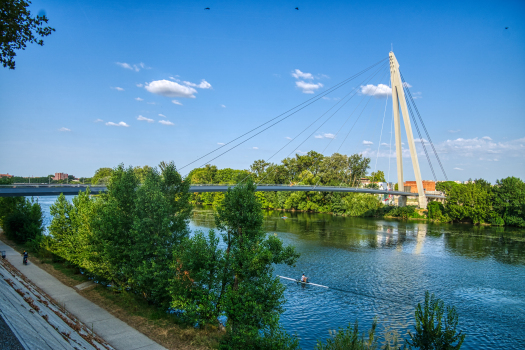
3,52,448,206
0,184,445,199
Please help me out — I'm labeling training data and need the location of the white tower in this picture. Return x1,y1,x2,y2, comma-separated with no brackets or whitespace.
389,52,427,209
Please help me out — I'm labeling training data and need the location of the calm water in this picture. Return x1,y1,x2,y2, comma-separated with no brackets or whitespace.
37,197,525,349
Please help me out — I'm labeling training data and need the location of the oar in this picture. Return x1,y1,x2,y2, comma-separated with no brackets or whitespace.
277,275,329,289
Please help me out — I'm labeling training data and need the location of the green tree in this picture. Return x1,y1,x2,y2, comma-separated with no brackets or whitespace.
3,197,44,244
92,162,190,306
369,171,385,183
0,196,24,226
91,167,113,185
406,291,465,350
493,176,525,227
171,182,300,348
1,0,55,69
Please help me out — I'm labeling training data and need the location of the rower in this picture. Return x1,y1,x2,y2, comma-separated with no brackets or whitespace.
301,273,308,283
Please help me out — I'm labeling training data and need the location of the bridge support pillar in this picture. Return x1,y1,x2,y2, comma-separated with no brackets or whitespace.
389,51,427,209
398,195,407,207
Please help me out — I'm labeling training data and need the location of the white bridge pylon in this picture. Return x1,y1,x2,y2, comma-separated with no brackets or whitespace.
389,52,427,209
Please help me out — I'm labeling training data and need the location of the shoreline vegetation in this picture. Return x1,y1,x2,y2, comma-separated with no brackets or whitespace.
1,156,522,348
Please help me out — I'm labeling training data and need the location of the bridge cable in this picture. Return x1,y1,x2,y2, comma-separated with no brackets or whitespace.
189,61,389,176
387,107,394,184
400,71,448,181
373,80,391,174
296,68,389,187
180,57,389,172
255,63,387,186
400,81,437,182
310,70,391,189
256,64,390,186
332,70,391,188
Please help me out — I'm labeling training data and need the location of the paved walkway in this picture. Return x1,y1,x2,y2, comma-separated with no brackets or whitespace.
0,240,167,350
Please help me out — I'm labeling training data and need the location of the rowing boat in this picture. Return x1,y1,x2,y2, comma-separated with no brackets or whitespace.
277,275,329,288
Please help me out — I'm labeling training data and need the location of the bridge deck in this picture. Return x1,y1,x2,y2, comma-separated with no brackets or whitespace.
0,184,445,199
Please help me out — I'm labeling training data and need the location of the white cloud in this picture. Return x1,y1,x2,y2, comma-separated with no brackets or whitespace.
315,133,336,139
411,92,423,99
363,140,373,145
221,104,226,108
172,100,182,105
94,119,103,123
145,80,197,98
106,121,129,127
438,136,525,159
402,82,412,88
454,167,464,170
414,138,428,143
360,84,391,98
482,136,492,140
217,142,225,145
296,81,323,94
381,142,389,146
159,120,174,126
292,69,314,80
116,62,138,71
183,79,212,89
112,87,124,91
253,147,259,149
285,136,292,140
158,114,166,118
136,83,143,87
448,129,461,133
147,102,156,105
137,115,154,123
59,127,71,132
135,97,144,101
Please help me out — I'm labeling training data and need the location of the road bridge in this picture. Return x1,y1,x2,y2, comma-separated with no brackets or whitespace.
0,184,445,199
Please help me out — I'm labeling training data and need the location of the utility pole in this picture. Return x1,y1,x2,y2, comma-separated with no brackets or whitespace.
389,52,427,209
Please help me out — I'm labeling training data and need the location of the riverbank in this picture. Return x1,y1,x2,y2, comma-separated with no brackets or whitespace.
0,231,222,350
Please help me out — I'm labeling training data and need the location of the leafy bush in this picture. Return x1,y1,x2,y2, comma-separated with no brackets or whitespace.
315,320,378,350
406,291,465,350
2,197,44,244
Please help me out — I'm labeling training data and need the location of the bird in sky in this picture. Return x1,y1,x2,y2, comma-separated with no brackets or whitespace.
295,7,299,10
505,27,509,29
205,7,210,10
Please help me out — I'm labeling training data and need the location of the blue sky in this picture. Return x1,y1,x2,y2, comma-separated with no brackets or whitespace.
1,0,524,182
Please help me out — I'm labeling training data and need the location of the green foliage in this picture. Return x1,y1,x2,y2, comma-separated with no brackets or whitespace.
315,320,378,350
406,291,465,350
91,167,113,185
427,202,449,222
0,0,55,69
170,182,300,348
2,197,44,244
0,196,24,226
49,162,191,309
0,176,14,185
493,177,525,227
370,171,385,183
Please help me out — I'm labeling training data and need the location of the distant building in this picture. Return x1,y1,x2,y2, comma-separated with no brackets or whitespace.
403,180,436,193
52,173,68,181
359,178,371,186
0,173,13,178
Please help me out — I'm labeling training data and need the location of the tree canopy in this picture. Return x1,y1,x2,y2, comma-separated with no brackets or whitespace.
1,0,55,69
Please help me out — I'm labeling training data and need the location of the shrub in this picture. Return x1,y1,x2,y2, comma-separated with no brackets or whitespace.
315,319,378,350
406,291,465,350
3,197,44,244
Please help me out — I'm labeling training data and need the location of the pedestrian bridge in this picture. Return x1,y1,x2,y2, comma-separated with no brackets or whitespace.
0,184,445,199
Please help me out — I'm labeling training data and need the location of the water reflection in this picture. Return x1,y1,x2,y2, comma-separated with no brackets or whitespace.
191,206,525,349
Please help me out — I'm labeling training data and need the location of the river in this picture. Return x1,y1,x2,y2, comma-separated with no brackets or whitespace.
36,196,525,349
